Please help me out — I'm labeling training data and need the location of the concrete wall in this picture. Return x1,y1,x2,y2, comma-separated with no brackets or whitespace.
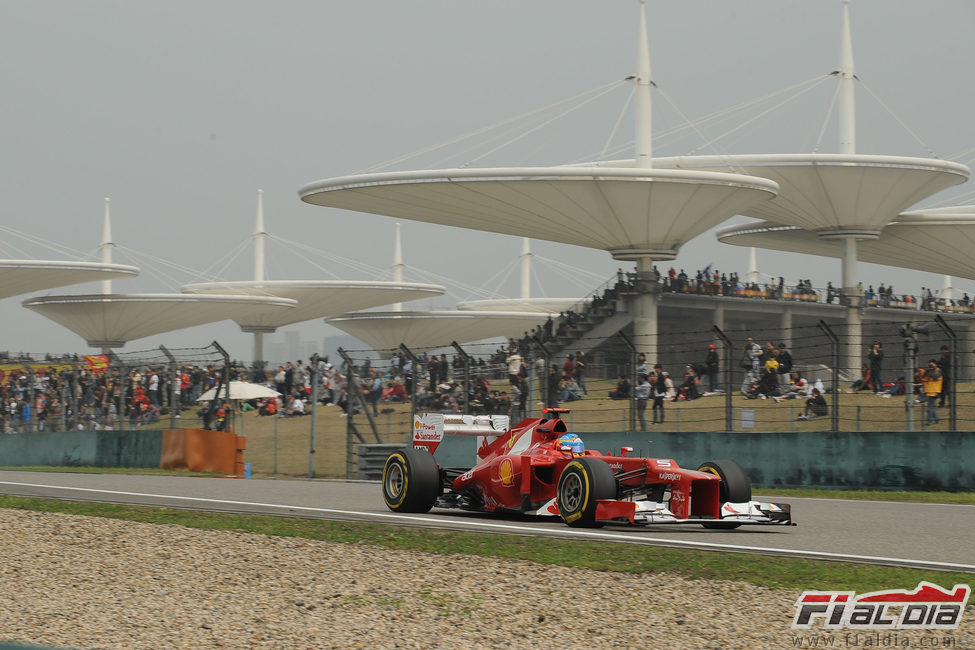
423,430,975,491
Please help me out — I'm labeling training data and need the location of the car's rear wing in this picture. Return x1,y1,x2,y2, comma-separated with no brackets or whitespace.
412,413,510,456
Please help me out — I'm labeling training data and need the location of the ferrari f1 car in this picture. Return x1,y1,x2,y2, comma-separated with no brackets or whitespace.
381,408,792,528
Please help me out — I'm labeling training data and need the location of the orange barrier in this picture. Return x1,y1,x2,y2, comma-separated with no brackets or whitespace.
160,428,247,476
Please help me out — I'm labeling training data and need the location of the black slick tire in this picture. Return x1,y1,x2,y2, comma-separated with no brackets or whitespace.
556,457,616,528
697,459,751,529
382,447,440,513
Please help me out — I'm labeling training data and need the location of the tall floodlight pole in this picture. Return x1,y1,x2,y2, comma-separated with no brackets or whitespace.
838,0,856,155
392,223,404,312
831,0,864,375
251,189,268,367
634,0,652,170
100,198,113,295
630,0,660,360
520,238,532,300
747,248,759,284
99,198,115,355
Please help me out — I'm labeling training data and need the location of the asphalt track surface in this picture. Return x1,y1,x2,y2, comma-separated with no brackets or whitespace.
0,470,970,573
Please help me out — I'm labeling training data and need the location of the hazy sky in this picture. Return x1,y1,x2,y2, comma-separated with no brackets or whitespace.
1,0,973,360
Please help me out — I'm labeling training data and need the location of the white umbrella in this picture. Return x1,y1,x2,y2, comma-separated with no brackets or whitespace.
196,381,282,437
197,381,280,403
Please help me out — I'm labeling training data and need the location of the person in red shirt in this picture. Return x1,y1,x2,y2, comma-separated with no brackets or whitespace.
215,403,228,431
382,380,407,402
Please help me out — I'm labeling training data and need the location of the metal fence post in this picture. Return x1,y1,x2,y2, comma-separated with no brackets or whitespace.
159,345,178,429
616,331,636,431
23,362,35,432
450,341,471,414
399,344,421,431
933,315,957,431
308,353,322,480
713,326,733,432
817,320,840,432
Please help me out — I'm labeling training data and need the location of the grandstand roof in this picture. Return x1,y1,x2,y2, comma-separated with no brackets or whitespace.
326,310,553,356
22,293,297,348
181,280,445,332
717,205,975,280
300,167,778,262
456,297,579,313
0,260,138,300
638,154,969,238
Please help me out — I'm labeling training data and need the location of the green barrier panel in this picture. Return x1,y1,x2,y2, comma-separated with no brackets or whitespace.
0,431,99,466
0,430,163,469
94,430,164,468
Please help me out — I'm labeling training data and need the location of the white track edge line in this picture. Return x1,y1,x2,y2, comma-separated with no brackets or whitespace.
1,481,971,572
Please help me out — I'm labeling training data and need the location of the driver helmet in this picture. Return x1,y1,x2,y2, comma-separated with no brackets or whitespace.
557,433,585,456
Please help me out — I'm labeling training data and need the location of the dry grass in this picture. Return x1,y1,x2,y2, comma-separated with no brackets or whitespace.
234,378,974,479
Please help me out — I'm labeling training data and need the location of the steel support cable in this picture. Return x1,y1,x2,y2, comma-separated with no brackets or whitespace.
921,185,975,208
680,74,833,135
943,145,975,163
390,265,510,301
529,254,612,284
361,80,627,173
859,80,939,158
112,244,223,284
685,75,834,154
811,81,842,154
455,257,522,302
271,245,344,281
655,87,748,174
464,83,629,168
565,76,834,164
190,237,251,282
599,85,637,162
0,225,93,260
266,234,390,279
111,245,216,292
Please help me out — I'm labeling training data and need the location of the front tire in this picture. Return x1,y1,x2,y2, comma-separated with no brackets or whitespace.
698,459,751,529
382,447,441,513
556,457,617,528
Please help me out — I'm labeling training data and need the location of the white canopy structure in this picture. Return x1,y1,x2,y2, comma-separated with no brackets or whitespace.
23,293,297,349
457,239,583,314
182,193,446,363
326,310,552,356
300,1,779,355
0,260,138,299
301,167,777,263
600,153,968,239
182,280,446,331
21,198,300,349
718,206,975,281
456,297,579,313
683,1,966,371
0,198,141,300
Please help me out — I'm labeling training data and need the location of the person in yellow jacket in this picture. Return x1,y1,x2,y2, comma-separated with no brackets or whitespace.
920,360,943,425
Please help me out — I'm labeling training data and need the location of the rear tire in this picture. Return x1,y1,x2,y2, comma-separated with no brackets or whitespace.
382,447,440,513
556,457,616,528
697,459,751,529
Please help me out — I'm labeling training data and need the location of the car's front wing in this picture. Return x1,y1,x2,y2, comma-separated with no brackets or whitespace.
523,498,793,526
626,499,793,526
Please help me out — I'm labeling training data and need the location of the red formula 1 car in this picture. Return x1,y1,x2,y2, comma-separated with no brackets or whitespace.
382,408,792,528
